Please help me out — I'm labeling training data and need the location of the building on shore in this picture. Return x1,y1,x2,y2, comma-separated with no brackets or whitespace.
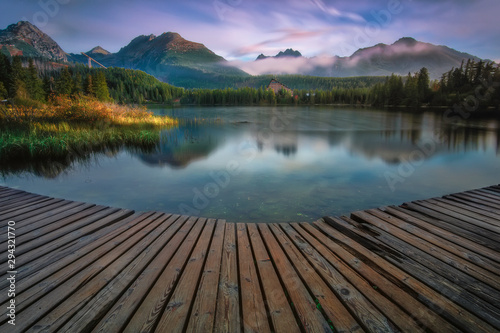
267,78,293,95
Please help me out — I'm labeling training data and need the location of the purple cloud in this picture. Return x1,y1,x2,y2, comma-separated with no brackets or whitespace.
0,0,497,62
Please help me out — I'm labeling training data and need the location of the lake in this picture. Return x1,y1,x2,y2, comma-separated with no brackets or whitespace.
2,106,500,222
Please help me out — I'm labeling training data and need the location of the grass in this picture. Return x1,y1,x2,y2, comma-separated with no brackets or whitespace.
0,95,177,166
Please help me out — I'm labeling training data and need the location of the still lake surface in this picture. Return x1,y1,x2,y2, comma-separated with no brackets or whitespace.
2,106,500,222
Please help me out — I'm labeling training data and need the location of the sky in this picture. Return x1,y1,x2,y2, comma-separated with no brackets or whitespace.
1,0,499,63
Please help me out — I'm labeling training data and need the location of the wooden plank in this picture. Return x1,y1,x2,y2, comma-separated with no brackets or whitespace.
475,188,500,199
6,200,87,231
0,213,158,331
258,223,333,332
487,186,500,193
0,207,131,282
186,220,226,333
402,202,500,250
325,216,500,329
123,218,207,333
246,223,300,333
475,189,500,201
0,207,131,288
0,199,75,230
0,198,65,225
0,210,145,300
313,219,497,333
373,207,500,275
4,212,168,331
456,192,500,209
0,190,32,200
0,187,21,193
298,222,457,332
0,184,498,331
236,223,271,333
3,205,108,255
449,193,500,211
275,223,395,332
155,219,217,333
429,197,500,228
93,215,195,333
352,210,500,291
25,212,176,332
0,196,51,212
214,223,240,333
0,202,92,244
0,186,15,193
414,200,500,235
390,205,500,261
0,192,35,205
443,194,500,217
57,214,183,333
435,197,500,225
0,189,23,199
345,212,500,313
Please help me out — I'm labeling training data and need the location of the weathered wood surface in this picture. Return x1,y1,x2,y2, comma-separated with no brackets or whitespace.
0,185,499,332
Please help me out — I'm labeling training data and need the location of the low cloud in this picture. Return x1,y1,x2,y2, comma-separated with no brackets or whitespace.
349,40,437,65
228,55,337,75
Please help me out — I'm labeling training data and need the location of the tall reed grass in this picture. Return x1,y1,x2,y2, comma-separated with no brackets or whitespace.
0,95,177,163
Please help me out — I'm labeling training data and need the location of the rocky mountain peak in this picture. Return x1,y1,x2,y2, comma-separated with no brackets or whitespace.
88,46,110,55
393,37,418,46
256,48,302,61
0,21,67,61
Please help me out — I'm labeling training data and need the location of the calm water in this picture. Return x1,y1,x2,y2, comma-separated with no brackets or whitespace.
2,106,500,222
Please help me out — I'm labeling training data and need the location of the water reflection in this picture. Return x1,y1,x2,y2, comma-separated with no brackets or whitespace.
137,125,222,168
2,106,500,223
134,108,500,169
4,107,499,175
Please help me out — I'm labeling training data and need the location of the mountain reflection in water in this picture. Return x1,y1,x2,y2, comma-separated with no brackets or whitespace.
1,106,499,223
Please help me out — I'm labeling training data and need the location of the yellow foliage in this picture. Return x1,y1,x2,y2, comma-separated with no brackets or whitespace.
0,95,177,127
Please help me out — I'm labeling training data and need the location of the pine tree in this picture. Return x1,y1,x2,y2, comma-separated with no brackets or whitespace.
84,74,94,96
403,73,419,107
10,56,27,98
417,67,431,104
387,74,404,106
93,71,111,101
0,82,7,99
0,53,12,97
73,72,83,95
26,58,45,101
55,67,73,95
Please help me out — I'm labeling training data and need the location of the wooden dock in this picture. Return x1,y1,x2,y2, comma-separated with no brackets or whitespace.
0,185,499,332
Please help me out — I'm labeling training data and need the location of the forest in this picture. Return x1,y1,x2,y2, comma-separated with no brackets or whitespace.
371,61,500,109
0,54,499,110
0,54,185,105
0,54,177,166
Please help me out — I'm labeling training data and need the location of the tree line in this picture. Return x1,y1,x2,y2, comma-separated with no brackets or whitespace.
0,54,184,105
1,54,498,110
179,60,499,108
371,60,500,108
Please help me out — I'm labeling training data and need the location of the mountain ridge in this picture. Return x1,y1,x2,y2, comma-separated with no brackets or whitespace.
0,21,489,87
257,48,302,60
244,36,483,79
70,30,248,87
0,21,67,61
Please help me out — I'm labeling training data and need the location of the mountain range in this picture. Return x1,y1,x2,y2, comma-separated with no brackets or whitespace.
0,21,487,88
239,37,483,79
68,32,249,88
256,48,303,60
